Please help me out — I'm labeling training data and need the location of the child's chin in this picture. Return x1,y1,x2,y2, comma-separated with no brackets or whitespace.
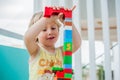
47,43,55,46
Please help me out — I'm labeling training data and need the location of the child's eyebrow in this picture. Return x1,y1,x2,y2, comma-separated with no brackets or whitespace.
41,26,47,30
54,23,60,28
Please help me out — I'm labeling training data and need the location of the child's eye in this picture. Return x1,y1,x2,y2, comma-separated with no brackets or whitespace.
51,27,56,30
43,29,46,31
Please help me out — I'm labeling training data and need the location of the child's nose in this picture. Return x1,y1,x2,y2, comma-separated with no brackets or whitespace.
48,29,52,35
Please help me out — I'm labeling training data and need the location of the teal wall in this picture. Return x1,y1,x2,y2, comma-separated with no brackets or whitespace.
0,45,29,80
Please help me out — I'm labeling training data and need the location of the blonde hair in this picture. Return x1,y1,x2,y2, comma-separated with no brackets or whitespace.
28,12,43,27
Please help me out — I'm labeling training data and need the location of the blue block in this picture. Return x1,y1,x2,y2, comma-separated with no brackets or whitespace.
64,38,72,42
64,30,72,41
63,64,72,69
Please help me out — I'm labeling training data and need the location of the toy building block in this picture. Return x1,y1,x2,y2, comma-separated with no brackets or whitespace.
64,51,72,56
52,67,63,71
64,22,72,26
63,69,72,73
63,56,72,64
52,67,63,74
56,71,64,77
44,7,72,18
65,18,72,22
64,73,72,78
64,78,72,80
63,42,72,51
64,30,72,42
63,64,72,69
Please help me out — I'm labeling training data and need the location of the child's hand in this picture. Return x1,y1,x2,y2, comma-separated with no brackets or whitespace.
50,6,76,23
71,5,76,11
50,6,65,23
46,6,76,27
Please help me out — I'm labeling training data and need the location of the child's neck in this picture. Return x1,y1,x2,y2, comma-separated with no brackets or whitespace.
39,43,55,53
44,46,55,53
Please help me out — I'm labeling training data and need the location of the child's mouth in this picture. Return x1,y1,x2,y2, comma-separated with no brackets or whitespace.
47,37,55,40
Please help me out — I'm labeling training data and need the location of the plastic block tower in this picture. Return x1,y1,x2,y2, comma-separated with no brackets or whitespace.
44,7,73,80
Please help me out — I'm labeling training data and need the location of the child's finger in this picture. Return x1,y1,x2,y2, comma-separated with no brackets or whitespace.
53,6,57,10
60,6,64,9
56,7,60,10
64,8,68,11
71,5,76,11
52,6,61,10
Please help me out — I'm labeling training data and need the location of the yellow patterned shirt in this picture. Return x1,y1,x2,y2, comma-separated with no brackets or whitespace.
29,46,63,80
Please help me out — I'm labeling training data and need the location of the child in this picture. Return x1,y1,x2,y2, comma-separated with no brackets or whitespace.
24,6,81,80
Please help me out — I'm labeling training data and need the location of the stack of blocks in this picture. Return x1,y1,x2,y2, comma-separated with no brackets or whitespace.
44,7,73,80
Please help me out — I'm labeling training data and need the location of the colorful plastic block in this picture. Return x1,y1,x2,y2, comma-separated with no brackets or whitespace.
64,22,72,26
64,73,72,78
52,67,63,71
44,7,72,18
64,30,72,42
64,51,72,56
63,56,72,64
64,39,72,43
63,64,72,69
63,42,72,51
64,18,72,22
64,26,72,30
64,78,71,80
63,69,72,73
56,71,64,77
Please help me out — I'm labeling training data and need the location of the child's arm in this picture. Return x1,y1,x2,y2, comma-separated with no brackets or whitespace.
24,12,63,57
59,23,81,54
71,6,81,53
24,16,45,56
72,23,81,53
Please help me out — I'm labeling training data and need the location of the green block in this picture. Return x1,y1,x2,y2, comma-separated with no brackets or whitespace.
63,56,72,64
52,67,63,71
63,42,72,51
64,73,72,78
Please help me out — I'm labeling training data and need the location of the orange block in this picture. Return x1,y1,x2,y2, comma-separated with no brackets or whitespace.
65,22,72,26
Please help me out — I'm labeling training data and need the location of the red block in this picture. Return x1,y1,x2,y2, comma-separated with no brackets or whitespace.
64,69,72,73
64,51,72,56
64,78,71,80
44,7,72,18
56,71,64,78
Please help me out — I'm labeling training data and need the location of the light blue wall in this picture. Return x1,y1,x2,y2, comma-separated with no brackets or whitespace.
0,45,29,80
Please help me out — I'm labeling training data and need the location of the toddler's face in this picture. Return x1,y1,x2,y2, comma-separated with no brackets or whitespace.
37,17,59,47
